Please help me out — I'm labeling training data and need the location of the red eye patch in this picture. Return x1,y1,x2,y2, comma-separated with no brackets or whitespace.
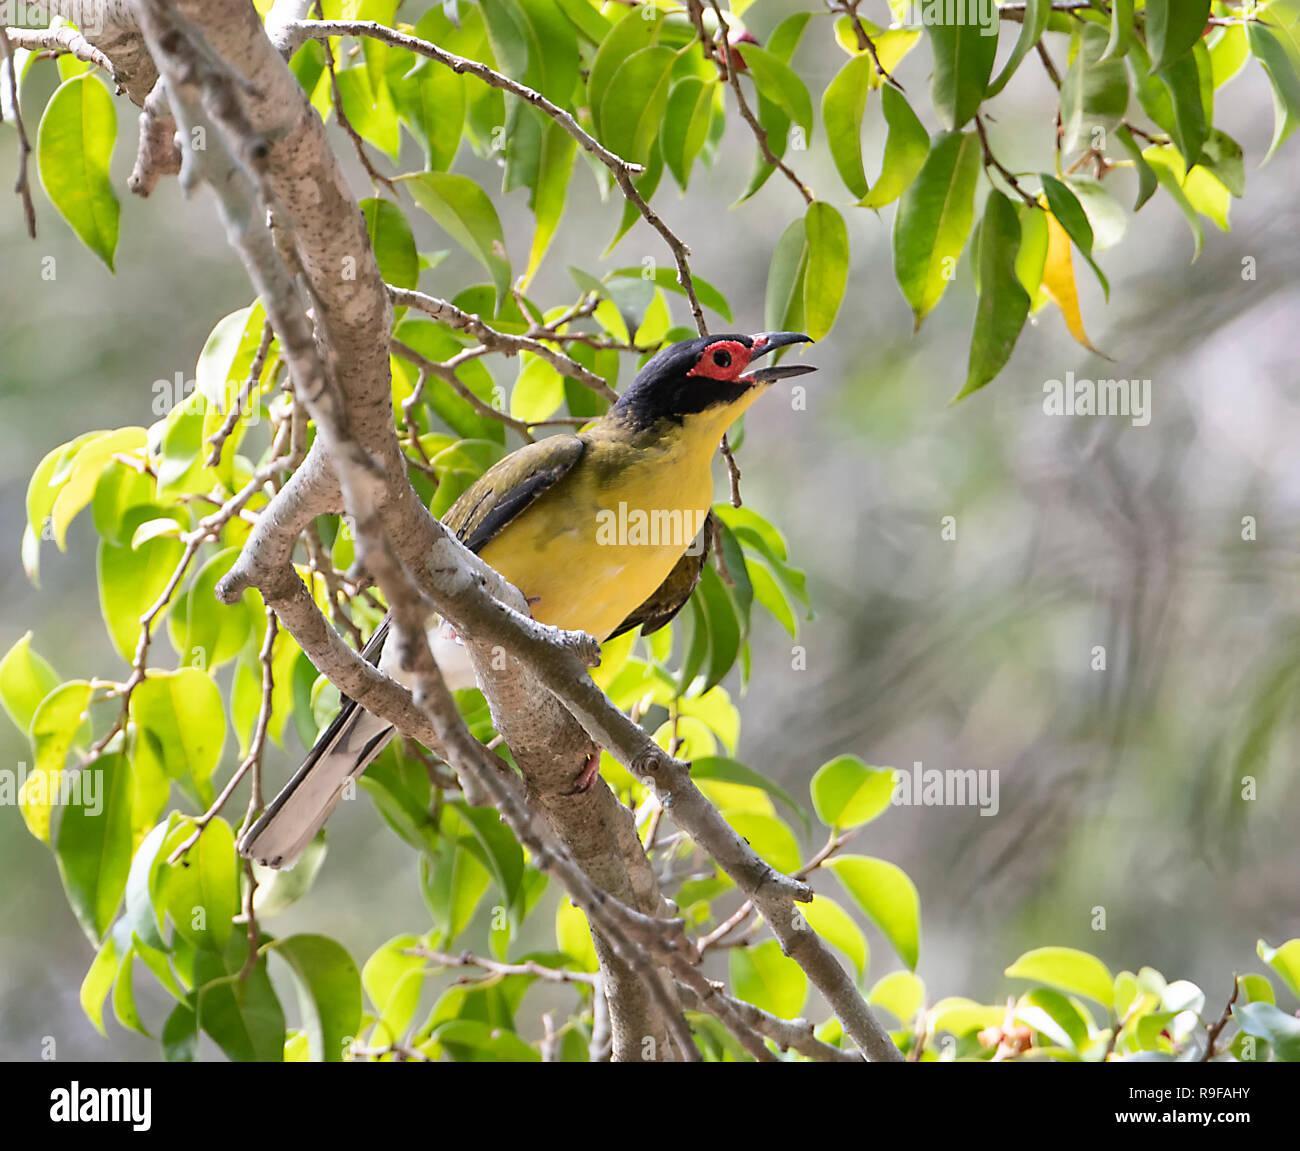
687,339,754,381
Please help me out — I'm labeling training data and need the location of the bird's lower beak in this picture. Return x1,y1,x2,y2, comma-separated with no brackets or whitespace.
740,331,817,383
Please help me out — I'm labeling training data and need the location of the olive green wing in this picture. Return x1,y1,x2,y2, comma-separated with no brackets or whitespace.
607,510,715,640
443,434,586,554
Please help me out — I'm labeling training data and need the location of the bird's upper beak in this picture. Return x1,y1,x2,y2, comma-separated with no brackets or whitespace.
740,332,816,384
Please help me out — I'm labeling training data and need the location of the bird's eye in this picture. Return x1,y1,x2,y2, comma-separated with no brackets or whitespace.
712,349,732,369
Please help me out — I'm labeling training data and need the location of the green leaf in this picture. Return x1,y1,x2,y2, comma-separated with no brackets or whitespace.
363,933,426,1042
1144,145,1205,259
1158,45,1209,171
1209,24,1249,90
1064,175,1128,249
112,943,149,1036
1237,973,1275,1006
21,679,92,843
55,752,133,941
601,45,676,166
606,141,663,253
926,16,998,130
802,201,849,342
810,755,893,829
0,632,60,735
930,996,1003,1037
37,74,119,270
960,190,1031,400
154,817,241,952
800,895,869,980
1100,0,1134,63
422,841,491,943
522,118,576,287
272,934,363,1063
1060,23,1130,153
555,896,599,972
449,801,525,931
1004,945,1114,1009
79,932,120,1036
430,1018,542,1061
869,970,925,1026
394,61,464,171
822,55,871,200
195,933,286,1062
332,65,400,162
97,520,185,664
361,197,418,290
130,669,225,809
1015,201,1049,295
510,354,565,423
395,319,506,444
737,43,813,138
723,812,801,876
1114,124,1159,210
1247,23,1300,161
690,756,807,827
1234,1001,1300,1061
860,85,928,210
988,0,1050,96
1258,938,1300,1001
827,855,921,970
697,563,742,692
1200,128,1244,198
662,76,715,191
47,428,147,550
162,1001,199,1062
588,6,663,139
764,216,808,337
125,820,172,951
1146,0,1210,73
1018,987,1088,1052
403,171,511,306
174,548,256,672
892,131,980,328
730,939,807,1020
1040,174,1109,298
611,266,733,322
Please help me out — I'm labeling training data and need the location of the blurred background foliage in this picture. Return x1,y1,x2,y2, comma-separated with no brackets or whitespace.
2,0,1299,1058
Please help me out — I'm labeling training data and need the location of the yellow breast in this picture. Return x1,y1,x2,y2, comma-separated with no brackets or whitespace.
477,404,745,640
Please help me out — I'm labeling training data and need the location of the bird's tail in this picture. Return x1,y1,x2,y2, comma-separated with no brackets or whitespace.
239,697,394,869
239,615,479,869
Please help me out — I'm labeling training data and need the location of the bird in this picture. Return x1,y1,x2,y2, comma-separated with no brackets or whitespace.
239,331,815,867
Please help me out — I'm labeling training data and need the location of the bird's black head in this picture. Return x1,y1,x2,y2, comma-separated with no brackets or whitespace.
611,332,815,430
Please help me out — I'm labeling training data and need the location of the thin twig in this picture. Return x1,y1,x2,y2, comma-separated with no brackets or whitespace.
974,113,1041,209
389,284,614,398
705,0,814,207
314,2,394,193
207,320,275,466
169,609,280,863
0,31,36,237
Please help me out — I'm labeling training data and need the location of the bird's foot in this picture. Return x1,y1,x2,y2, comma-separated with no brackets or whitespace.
564,748,602,795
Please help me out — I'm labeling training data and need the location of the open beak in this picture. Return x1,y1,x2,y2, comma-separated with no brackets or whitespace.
740,331,816,383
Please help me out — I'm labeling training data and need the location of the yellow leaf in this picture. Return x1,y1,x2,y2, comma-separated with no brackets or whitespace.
1040,209,1101,354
